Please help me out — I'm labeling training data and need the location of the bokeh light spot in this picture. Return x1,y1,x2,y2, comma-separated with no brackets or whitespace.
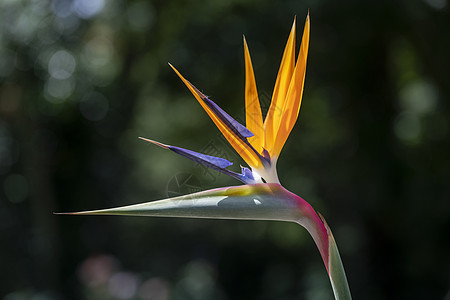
108,272,138,299
79,91,109,121
51,0,73,18
73,0,105,19
53,14,80,35
399,80,438,115
11,10,40,45
423,0,447,9
83,37,113,67
394,113,421,144
78,254,119,287
45,77,75,102
139,277,170,300
48,50,76,79
80,33,120,86
175,260,219,299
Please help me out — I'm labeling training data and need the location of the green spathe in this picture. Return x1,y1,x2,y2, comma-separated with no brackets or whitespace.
60,183,351,300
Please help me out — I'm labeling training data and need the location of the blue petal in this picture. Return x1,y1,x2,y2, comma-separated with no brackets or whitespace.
139,137,253,184
240,166,255,182
170,146,233,169
202,97,254,138
170,146,256,184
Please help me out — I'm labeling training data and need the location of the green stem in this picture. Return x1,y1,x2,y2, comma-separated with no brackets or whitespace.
323,219,352,300
301,212,352,300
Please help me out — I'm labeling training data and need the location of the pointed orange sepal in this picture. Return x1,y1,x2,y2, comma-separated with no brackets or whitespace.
272,14,309,156
243,36,264,154
264,17,297,157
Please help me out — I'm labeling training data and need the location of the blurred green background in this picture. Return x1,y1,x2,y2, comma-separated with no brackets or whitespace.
1,0,449,299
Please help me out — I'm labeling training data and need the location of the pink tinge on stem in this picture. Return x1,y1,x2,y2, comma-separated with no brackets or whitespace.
289,191,330,273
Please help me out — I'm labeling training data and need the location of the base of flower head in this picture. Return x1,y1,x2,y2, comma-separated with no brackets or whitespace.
253,157,280,184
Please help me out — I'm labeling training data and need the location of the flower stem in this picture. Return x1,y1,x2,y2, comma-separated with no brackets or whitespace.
322,217,352,300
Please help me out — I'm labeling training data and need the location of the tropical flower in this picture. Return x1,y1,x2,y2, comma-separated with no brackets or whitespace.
63,15,352,300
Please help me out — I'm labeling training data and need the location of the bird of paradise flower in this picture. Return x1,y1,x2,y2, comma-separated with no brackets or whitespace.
62,15,352,300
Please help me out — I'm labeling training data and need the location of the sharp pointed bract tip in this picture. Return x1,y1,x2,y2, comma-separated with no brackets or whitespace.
289,16,296,31
139,137,169,149
54,212,82,215
168,63,177,72
243,36,249,50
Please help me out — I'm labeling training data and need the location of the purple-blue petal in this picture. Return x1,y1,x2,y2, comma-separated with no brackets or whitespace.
169,146,255,184
240,166,255,182
170,146,233,169
202,97,254,138
141,137,255,184
260,148,271,166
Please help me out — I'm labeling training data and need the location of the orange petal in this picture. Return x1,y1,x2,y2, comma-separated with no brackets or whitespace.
169,64,262,168
243,36,264,154
272,14,310,157
264,17,296,156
